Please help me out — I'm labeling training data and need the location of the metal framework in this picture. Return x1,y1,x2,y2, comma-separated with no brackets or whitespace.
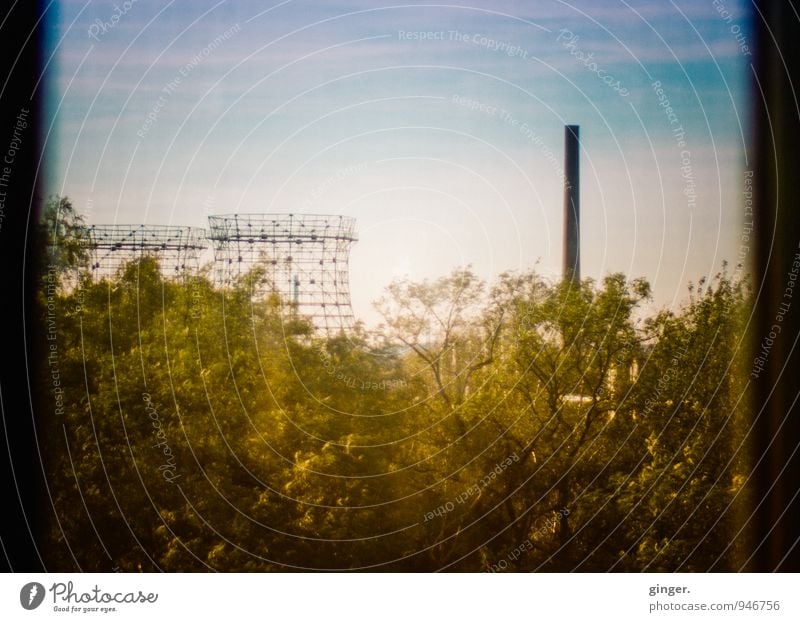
81,224,207,280
207,213,358,333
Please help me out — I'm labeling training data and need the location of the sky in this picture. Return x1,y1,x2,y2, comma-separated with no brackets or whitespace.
43,0,753,325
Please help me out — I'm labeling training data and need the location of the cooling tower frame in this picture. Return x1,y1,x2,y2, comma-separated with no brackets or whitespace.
207,213,358,334
81,224,207,281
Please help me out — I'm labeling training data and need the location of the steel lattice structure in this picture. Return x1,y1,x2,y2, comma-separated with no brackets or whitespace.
207,213,358,333
82,224,207,280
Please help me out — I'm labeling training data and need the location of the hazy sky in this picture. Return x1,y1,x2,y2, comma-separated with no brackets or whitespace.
45,0,752,324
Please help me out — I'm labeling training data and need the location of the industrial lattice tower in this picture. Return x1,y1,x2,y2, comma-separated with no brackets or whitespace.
207,213,358,334
81,224,207,281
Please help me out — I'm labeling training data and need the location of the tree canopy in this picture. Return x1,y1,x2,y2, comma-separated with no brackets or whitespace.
37,197,752,571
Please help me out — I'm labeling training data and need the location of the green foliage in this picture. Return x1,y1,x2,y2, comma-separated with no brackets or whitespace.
37,199,753,571
37,196,89,288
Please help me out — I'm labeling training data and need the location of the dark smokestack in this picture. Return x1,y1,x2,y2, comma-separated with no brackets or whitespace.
563,124,580,283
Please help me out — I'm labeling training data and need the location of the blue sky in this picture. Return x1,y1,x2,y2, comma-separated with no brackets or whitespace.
44,0,753,324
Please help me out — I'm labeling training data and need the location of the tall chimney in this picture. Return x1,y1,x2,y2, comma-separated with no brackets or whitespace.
563,124,580,283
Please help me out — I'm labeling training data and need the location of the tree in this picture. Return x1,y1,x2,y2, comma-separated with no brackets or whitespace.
612,268,751,571
36,195,88,288
375,268,503,412
477,273,650,569
36,202,754,571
